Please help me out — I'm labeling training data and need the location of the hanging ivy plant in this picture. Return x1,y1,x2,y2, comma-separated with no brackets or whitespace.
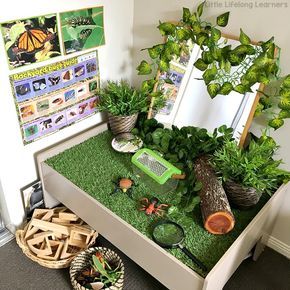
137,1,290,130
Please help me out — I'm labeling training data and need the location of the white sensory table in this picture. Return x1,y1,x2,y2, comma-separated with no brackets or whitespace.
37,123,288,290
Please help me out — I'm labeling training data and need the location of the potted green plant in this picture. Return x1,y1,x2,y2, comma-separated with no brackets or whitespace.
211,135,290,208
70,247,124,290
98,80,148,135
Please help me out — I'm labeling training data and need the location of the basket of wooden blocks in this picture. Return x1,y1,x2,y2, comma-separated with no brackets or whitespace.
15,207,98,269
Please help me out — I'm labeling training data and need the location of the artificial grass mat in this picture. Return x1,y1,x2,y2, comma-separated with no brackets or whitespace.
46,131,269,277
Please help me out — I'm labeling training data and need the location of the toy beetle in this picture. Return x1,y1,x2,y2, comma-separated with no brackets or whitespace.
139,197,168,216
111,177,135,199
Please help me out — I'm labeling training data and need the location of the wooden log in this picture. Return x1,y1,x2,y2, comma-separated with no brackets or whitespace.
194,156,235,235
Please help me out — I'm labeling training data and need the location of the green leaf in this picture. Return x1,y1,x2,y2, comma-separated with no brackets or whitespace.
254,54,274,68
239,29,251,45
141,79,156,93
196,33,208,46
159,60,170,72
217,12,230,27
219,82,233,95
267,43,276,59
211,27,221,42
184,196,201,213
194,58,208,71
176,28,190,41
192,22,202,34
268,118,284,130
137,60,152,75
167,41,180,55
261,36,275,52
234,84,248,94
278,97,290,110
211,47,222,61
197,1,206,17
224,60,231,73
280,88,290,98
228,52,244,65
282,75,290,88
202,51,214,64
183,7,191,23
207,83,221,98
279,110,290,119
203,65,218,85
157,22,176,36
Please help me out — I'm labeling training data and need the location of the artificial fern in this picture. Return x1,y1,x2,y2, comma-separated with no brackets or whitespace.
98,80,149,116
211,136,290,195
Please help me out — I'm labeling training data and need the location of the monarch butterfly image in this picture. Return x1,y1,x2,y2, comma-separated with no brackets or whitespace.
15,29,55,54
1,14,61,69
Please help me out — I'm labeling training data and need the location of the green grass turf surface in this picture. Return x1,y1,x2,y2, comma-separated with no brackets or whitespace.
46,131,269,277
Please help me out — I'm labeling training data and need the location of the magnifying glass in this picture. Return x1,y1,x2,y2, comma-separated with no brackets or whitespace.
152,220,207,272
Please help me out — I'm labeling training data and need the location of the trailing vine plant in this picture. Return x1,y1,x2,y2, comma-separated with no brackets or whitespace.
137,1,290,130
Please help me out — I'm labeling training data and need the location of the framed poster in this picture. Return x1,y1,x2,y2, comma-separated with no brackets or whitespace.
1,14,61,69
10,50,100,145
60,6,105,55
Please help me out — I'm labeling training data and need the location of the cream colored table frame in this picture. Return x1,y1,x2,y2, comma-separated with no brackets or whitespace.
37,123,288,290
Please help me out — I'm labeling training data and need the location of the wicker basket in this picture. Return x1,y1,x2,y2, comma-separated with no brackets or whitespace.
224,180,262,209
70,247,125,290
108,113,138,136
15,224,98,269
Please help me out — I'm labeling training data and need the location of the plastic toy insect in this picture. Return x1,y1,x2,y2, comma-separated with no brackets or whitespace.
111,178,135,199
139,197,168,216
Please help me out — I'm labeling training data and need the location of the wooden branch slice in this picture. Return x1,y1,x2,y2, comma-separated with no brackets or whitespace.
194,155,235,235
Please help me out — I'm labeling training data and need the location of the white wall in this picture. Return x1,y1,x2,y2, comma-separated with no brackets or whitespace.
0,0,134,229
133,0,290,249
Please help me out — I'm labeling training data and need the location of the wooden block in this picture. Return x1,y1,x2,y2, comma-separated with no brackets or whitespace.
37,240,64,261
60,238,75,259
69,226,92,248
52,217,72,225
30,219,70,235
25,224,40,240
33,231,55,240
27,236,52,256
58,212,79,221
32,209,50,218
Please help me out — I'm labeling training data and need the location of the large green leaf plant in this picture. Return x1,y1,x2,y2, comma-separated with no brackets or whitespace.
137,1,290,130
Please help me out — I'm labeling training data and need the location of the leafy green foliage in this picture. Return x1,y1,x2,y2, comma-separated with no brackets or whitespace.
217,12,230,27
97,80,149,116
137,60,152,75
92,253,122,287
136,1,286,129
211,136,290,195
133,115,234,210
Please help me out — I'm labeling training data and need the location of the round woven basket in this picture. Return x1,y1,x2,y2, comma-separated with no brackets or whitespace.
70,247,124,290
15,224,98,269
224,180,262,209
108,113,138,136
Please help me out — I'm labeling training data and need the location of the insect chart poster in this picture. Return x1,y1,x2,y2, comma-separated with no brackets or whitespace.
1,14,61,70
60,6,105,55
10,51,100,145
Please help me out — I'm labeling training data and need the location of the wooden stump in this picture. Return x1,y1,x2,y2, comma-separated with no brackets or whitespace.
194,156,235,235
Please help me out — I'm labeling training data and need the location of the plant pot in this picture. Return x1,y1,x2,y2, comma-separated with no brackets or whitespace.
223,180,262,210
108,113,138,136
70,247,125,290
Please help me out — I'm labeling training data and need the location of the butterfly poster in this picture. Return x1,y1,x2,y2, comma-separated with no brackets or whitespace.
1,14,61,69
60,6,105,55
10,50,100,145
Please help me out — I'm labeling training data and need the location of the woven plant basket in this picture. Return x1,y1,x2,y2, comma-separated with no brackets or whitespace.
15,224,98,269
108,113,138,136
70,247,125,290
224,180,262,209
